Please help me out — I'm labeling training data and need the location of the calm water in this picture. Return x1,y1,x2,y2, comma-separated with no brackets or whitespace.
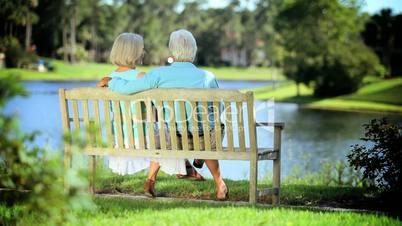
4,80,402,180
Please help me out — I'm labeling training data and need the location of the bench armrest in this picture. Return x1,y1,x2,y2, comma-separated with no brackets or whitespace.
256,122,285,130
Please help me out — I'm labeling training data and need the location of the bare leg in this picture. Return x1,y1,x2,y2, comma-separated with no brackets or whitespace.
147,161,160,181
205,159,228,199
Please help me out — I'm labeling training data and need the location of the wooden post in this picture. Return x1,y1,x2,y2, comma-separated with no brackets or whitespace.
246,92,258,204
272,126,282,205
59,89,71,190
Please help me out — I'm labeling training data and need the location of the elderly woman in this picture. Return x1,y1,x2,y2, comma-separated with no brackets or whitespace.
101,29,228,200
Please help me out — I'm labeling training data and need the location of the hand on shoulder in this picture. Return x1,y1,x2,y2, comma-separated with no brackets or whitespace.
137,71,146,78
97,76,112,87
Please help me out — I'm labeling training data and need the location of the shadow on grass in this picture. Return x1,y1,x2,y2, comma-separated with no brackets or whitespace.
279,95,322,104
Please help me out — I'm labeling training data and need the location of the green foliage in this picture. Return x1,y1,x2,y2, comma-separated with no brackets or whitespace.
348,118,402,192
362,9,402,77
0,75,94,225
277,0,384,97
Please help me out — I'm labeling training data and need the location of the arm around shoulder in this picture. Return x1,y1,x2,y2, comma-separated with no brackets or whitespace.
108,71,159,95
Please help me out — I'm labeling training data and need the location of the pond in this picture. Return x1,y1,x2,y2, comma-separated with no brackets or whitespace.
4,80,402,180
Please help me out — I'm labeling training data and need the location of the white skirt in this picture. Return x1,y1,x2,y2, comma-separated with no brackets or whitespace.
108,126,186,176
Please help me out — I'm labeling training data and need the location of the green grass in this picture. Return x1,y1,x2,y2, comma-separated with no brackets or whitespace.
3,197,399,226
75,197,399,226
94,172,383,210
0,60,283,81
252,78,402,113
2,169,400,225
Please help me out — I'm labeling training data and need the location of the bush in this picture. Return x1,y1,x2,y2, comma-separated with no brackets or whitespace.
0,75,93,225
0,36,37,68
347,118,402,192
313,42,384,97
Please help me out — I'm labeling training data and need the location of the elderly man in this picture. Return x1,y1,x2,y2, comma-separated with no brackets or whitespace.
100,29,228,200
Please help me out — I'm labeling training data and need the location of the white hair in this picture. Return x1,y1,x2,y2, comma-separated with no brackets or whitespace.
169,29,197,62
110,33,144,68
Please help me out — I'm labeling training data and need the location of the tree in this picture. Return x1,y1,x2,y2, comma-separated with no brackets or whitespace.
0,0,39,50
362,9,402,77
276,0,383,97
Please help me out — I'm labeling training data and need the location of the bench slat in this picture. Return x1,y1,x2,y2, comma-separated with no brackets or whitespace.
93,100,102,147
179,101,189,150
135,101,145,149
82,100,91,146
224,101,234,152
190,101,200,151
84,148,254,160
155,100,167,150
236,102,246,152
124,100,135,149
112,100,124,148
201,102,211,151
213,101,222,151
167,101,178,150
146,100,156,149
103,100,113,147
65,88,249,102
72,100,80,131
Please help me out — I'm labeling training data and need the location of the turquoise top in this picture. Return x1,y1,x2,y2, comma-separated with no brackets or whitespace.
108,62,220,133
110,69,139,80
109,69,141,141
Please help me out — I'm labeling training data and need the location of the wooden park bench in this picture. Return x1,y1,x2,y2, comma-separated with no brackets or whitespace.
59,87,284,204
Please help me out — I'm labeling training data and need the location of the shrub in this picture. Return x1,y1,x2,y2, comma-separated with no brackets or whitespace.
0,75,94,225
347,118,402,192
0,36,37,68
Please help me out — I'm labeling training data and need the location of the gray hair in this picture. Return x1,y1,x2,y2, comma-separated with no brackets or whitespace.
110,33,144,68
169,29,197,62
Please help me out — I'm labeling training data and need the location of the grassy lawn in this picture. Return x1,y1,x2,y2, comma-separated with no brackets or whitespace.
76,197,399,226
93,171,389,212
252,78,402,113
3,196,399,226
0,60,283,81
2,168,400,225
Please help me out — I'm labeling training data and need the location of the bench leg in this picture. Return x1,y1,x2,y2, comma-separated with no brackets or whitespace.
272,127,282,205
63,145,72,191
88,156,96,194
272,158,280,205
249,154,258,204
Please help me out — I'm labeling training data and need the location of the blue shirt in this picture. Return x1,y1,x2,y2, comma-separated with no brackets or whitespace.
108,62,220,133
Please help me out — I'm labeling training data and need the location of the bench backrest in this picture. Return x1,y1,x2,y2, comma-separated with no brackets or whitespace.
59,87,257,160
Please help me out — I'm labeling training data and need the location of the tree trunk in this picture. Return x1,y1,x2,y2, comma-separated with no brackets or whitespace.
296,82,300,97
90,23,97,61
25,13,32,51
62,24,68,62
69,1,77,64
